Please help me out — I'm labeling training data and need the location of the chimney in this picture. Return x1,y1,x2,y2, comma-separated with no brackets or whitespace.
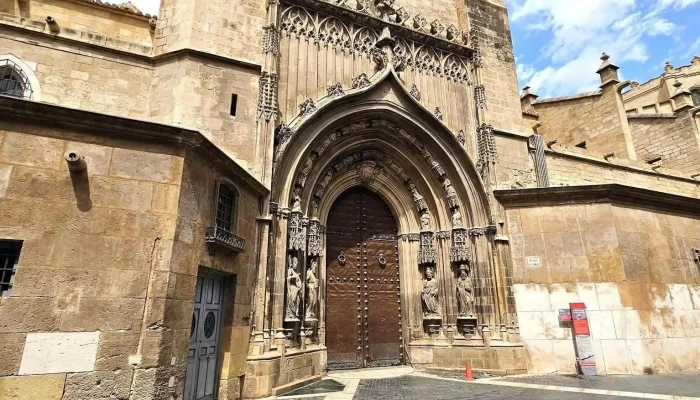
597,53,619,88
520,85,539,112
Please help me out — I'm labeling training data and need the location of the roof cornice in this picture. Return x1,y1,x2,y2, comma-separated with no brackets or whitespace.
0,96,269,196
494,184,700,216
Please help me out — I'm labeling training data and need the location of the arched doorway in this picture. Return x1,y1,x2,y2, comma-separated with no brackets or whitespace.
325,186,403,369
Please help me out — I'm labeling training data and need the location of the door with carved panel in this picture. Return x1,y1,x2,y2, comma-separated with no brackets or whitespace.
326,187,402,369
185,270,225,400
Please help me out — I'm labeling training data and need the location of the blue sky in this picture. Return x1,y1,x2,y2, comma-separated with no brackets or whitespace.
131,0,699,98
507,0,700,97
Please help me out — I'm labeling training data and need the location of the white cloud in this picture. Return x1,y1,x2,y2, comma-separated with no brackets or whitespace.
656,0,700,10
509,0,685,97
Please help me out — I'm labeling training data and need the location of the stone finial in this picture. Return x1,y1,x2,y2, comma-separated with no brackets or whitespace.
692,56,700,66
596,52,619,87
664,61,674,73
630,81,640,89
673,80,683,93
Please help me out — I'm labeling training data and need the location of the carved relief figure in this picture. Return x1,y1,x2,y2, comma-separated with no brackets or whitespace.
452,207,463,228
422,266,439,317
291,195,302,213
456,265,474,317
286,256,302,320
420,211,430,230
305,259,319,320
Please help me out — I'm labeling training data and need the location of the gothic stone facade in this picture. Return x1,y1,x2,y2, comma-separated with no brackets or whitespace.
0,0,698,399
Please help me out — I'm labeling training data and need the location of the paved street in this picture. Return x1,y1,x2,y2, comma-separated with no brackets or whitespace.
273,367,700,400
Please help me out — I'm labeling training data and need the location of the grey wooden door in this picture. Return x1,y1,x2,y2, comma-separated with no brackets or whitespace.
185,270,225,400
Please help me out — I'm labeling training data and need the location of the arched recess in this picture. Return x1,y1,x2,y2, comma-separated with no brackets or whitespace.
269,71,503,348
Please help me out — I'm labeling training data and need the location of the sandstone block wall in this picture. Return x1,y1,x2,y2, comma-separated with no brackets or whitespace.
154,0,265,64
628,112,700,174
505,203,700,375
0,35,152,117
1,0,153,47
0,125,184,398
468,0,525,132
171,149,261,399
532,89,631,158
149,57,261,174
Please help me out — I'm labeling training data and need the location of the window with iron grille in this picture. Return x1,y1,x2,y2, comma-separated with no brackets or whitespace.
215,182,236,235
0,59,32,99
0,240,23,297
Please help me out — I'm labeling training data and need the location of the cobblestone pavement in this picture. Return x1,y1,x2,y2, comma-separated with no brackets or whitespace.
351,375,642,400
501,371,700,398
276,369,700,400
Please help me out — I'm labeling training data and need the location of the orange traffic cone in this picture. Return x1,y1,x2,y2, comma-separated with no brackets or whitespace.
465,363,473,381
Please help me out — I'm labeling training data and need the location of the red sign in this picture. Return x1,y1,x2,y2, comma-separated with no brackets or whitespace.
558,309,572,322
570,302,590,336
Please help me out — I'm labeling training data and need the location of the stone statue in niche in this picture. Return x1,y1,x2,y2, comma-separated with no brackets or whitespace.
456,264,474,317
452,207,463,228
420,211,430,231
422,266,439,317
291,195,302,213
285,256,302,320
305,259,319,320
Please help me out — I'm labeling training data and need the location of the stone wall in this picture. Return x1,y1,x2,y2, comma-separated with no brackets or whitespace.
0,123,184,398
546,152,699,198
532,88,633,158
171,148,261,399
0,35,152,117
628,111,700,174
149,56,261,174
468,0,525,132
505,202,700,375
1,0,154,47
154,0,266,64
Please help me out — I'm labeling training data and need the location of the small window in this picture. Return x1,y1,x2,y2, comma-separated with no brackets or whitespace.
230,94,238,116
0,59,31,99
215,182,237,235
575,141,587,149
694,249,700,273
0,240,23,297
691,90,700,107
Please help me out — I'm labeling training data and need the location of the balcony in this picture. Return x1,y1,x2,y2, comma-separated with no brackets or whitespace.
205,226,246,254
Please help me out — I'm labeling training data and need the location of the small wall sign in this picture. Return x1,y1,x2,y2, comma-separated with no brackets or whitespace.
526,256,541,267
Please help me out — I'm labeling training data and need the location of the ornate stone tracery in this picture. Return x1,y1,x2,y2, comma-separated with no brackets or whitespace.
279,4,471,80
257,72,279,122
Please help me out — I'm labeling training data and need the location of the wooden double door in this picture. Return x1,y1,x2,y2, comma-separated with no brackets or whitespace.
326,187,403,369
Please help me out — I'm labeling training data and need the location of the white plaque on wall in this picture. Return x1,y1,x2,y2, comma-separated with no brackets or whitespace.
526,256,541,268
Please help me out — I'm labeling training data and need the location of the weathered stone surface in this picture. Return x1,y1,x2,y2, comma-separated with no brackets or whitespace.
59,298,144,332
0,133,64,170
62,370,133,400
0,298,60,333
95,331,140,371
0,333,26,375
0,374,66,400
19,332,99,375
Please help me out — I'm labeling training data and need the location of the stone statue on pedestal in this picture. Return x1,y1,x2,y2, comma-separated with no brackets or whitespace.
456,264,474,317
285,256,302,320
422,266,439,317
305,259,319,320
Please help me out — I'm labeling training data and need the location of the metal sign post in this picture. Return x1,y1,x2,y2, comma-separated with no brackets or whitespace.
569,302,597,375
